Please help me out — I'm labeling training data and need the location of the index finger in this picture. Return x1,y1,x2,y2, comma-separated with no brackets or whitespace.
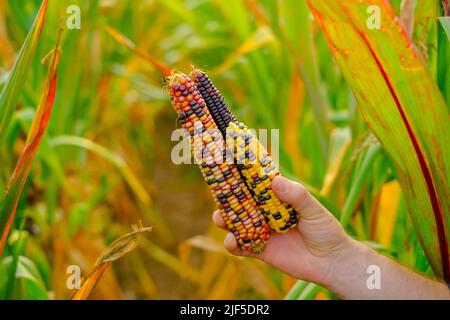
213,210,227,231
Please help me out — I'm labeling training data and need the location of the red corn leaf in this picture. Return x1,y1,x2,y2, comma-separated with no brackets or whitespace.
307,0,450,281
0,30,62,255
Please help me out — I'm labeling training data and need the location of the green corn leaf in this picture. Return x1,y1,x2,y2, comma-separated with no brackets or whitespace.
0,0,48,142
437,17,450,106
307,0,450,281
284,280,308,300
0,256,48,300
438,17,450,40
297,282,321,300
341,143,382,226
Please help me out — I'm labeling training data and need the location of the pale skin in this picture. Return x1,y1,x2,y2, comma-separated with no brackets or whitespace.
213,176,450,300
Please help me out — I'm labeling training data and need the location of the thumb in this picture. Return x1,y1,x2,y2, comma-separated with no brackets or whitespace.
272,176,327,220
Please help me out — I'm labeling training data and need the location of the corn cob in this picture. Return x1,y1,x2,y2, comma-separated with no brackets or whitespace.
228,122,298,233
190,69,299,233
190,69,237,135
168,72,270,253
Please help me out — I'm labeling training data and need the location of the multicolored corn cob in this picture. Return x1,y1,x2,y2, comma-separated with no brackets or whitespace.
190,69,299,233
168,73,271,253
228,122,298,233
190,70,237,135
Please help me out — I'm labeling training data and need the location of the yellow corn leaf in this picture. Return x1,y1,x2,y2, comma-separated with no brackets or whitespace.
105,25,172,77
71,222,151,300
321,128,352,196
284,71,306,178
71,262,110,301
49,135,152,205
315,291,330,300
213,27,276,74
141,237,202,283
207,262,239,299
400,0,416,38
377,181,401,247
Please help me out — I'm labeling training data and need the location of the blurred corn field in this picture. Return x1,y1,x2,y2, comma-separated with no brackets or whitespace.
0,0,448,300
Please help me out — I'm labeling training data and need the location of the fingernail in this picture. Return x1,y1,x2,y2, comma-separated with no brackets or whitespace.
272,176,288,193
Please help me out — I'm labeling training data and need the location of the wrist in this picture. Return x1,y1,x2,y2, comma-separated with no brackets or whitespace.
319,237,367,294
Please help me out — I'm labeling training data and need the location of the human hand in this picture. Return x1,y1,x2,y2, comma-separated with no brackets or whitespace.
213,176,354,286
214,176,450,299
